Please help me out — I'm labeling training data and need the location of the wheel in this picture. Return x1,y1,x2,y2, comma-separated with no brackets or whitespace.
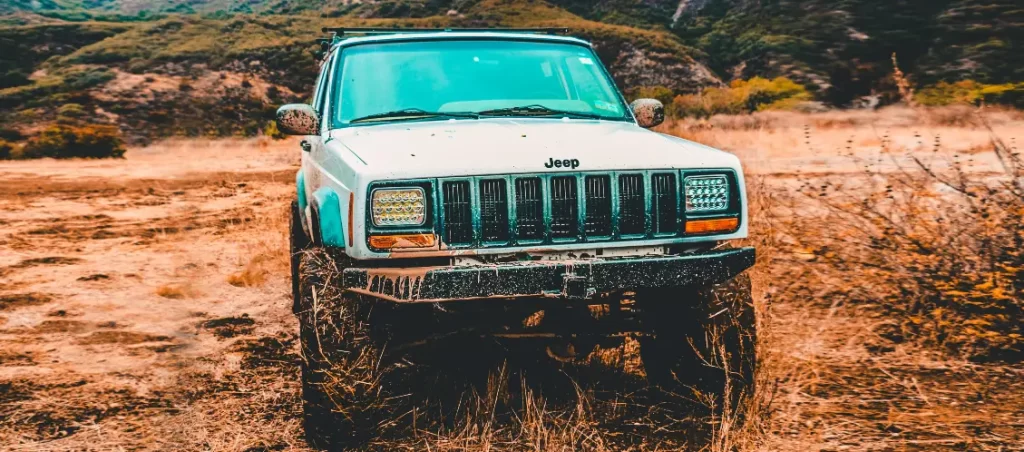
290,200,312,314
637,273,757,408
296,248,384,450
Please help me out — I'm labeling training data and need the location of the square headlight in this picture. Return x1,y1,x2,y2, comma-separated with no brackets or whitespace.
684,175,730,213
371,188,426,226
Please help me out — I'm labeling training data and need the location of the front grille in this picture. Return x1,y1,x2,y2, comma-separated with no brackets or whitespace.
652,173,678,234
550,176,579,239
619,174,645,235
584,175,612,236
514,178,544,240
441,181,472,244
480,179,509,242
437,172,691,247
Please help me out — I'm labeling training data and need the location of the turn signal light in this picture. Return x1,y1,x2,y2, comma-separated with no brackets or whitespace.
369,234,436,249
685,218,739,234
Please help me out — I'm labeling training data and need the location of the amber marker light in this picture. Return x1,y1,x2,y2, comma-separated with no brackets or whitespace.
369,234,436,249
685,218,739,234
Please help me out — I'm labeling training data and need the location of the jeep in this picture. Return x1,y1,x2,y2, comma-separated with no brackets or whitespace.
278,27,756,448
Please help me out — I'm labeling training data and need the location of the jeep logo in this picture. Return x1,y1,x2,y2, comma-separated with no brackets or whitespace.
544,158,580,169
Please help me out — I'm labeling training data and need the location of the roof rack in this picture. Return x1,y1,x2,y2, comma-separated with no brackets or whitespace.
313,28,571,61
320,27,570,36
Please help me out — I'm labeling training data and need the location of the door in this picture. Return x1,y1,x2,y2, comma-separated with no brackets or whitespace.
302,52,338,213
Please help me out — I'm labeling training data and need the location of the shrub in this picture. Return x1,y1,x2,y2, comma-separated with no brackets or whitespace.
0,139,13,160
64,68,115,91
916,81,1024,109
0,127,23,141
671,77,812,118
0,69,31,90
262,121,285,140
57,103,88,124
628,85,675,105
22,124,126,159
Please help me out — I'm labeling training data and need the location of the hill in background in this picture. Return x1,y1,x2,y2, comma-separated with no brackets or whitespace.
0,0,1020,149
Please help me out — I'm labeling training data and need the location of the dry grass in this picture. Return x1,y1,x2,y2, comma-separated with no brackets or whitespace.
682,106,1023,451
660,105,1024,133
2,112,1021,451
228,196,290,289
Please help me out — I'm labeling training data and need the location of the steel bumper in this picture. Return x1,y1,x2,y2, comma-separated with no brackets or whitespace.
342,247,755,303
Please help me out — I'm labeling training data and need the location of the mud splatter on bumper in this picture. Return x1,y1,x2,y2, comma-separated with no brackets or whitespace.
342,247,755,303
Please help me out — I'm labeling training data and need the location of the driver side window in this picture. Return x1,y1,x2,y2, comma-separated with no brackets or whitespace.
312,55,334,115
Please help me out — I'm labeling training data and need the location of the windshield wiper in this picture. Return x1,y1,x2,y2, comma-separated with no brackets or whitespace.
477,104,605,120
349,108,479,124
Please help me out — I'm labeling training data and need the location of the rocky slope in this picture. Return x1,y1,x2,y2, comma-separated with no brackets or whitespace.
0,0,1019,145
0,0,722,145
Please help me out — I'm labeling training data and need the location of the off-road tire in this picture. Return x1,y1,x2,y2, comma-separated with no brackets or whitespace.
637,273,757,408
290,200,312,314
296,249,384,450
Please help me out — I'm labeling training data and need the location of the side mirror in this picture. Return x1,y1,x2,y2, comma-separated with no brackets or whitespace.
276,104,320,135
629,98,665,128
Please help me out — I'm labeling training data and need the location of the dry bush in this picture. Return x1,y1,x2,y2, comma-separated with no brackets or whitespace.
0,138,13,159
671,77,812,118
916,80,1024,109
227,199,290,289
227,253,275,287
773,114,1022,361
661,105,1024,134
155,283,200,299
20,124,126,159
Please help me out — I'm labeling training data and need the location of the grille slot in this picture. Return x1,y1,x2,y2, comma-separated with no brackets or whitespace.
584,175,612,236
652,173,678,234
618,174,645,235
480,179,509,242
441,181,472,245
514,178,544,241
550,176,579,239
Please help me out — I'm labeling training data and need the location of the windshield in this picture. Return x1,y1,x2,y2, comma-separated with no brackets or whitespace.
332,39,629,126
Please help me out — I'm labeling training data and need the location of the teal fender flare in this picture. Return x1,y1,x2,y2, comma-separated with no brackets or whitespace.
296,170,307,211
311,187,346,248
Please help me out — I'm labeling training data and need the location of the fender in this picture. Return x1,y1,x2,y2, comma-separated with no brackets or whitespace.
311,187,346,248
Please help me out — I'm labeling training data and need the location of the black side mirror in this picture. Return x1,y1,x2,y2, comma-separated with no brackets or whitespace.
629,98,665,128
276,104,320,135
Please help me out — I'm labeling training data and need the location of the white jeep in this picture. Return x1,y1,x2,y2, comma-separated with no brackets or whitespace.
278,28,756,448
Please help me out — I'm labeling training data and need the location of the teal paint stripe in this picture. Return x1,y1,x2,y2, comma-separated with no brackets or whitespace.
296,170,307,210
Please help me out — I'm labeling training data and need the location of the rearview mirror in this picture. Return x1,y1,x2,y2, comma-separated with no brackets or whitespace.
276,104,320,135
629,98,665,128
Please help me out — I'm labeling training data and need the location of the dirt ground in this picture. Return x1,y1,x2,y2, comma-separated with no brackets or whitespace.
1,110,1022,451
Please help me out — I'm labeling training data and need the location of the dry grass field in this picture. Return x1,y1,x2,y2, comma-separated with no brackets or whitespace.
0,107,1021,451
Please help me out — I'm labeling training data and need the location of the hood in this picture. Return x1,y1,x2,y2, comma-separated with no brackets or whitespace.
328,118,741,180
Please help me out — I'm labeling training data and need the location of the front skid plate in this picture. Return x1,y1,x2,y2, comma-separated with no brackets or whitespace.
341,247,755,303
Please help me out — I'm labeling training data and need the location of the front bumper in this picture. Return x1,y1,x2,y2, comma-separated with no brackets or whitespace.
341,247,756,303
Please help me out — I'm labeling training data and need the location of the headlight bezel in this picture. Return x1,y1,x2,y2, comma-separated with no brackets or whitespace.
365,180,437,251
680,169,742,236
370,186,428,227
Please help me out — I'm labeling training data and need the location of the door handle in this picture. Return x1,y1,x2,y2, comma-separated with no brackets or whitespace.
300,140,312,152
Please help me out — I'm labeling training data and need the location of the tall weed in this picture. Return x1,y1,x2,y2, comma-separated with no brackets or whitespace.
778,113,1022,361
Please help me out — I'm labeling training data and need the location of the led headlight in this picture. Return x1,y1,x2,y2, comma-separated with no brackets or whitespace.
684,175,730,213
371,188,426,226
